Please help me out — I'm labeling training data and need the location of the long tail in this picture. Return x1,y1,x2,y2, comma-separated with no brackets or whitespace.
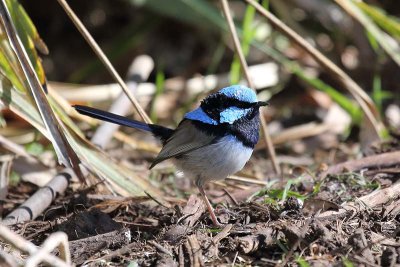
74,105,174,141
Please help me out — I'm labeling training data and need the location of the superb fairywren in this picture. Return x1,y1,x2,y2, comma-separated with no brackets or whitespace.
74,85,268,226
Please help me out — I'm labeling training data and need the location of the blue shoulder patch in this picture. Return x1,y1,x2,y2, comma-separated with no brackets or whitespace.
184,107,218,125
219,85,257,103
220,106,251,124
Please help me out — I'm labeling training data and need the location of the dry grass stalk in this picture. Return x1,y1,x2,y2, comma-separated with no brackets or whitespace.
334,0,400,67
56,0,152,124
226,175,268,186
245,0,383,138
220,0,281,175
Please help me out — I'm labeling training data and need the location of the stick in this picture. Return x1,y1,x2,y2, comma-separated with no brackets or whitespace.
2,169,74,225
25,232,71,267
91,55,154,148
320,151,400,178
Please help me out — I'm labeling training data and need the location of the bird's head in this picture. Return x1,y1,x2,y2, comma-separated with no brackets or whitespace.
184,85,268,125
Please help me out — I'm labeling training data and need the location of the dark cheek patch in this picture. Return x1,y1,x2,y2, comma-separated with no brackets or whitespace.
201,93,255,122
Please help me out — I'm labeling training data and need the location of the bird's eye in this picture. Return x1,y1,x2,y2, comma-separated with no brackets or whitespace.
200,93,256,122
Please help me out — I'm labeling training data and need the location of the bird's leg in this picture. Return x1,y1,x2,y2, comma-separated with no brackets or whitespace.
196,184,222,227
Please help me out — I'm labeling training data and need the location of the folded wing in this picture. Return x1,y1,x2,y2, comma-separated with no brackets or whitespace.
150,120,217,168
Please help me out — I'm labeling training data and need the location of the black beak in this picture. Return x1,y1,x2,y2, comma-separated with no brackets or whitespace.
256,101,269,107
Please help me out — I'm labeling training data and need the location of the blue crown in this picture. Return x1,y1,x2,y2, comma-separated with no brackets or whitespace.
219,85,257,103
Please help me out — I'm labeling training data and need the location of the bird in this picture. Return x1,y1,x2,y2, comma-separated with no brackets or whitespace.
74,85,268,226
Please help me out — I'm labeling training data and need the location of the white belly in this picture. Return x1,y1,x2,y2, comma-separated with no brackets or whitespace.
174,135,253,186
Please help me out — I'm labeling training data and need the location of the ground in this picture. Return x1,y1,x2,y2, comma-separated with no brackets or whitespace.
2,144,400,266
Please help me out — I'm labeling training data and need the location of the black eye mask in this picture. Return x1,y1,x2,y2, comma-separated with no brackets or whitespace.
200,93,256,121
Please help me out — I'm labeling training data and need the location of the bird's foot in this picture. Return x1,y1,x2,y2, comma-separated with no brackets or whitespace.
210,215,224,228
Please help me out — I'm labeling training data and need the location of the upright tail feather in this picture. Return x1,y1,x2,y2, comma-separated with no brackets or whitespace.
73,105,174,141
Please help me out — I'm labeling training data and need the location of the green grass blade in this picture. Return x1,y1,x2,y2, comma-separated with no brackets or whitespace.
6,0,46,85
356,2,400,39
230,4,256,84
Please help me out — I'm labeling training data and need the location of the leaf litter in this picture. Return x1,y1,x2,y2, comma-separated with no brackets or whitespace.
2,139,400,266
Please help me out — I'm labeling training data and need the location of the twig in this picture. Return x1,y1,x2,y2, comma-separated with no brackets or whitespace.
206,223,233,258
56,0,151,124
244,0,383,138
185,234,204,267
231,251,239,267
226,175,268,186
266,122,329,146
178,245,185,266
317,151,400,220
220,0,281,175
0,154,12,202
85,241,138,264
235,225,274,254
179,194,206,227
0,249,20,266
318,182,400,220
213,223,233,244
2,169,74,225
148,240,173,257
320,151,400,178
351,254,381,267
0,224,71,267
0,134,34,159
144,191,171,209
223,189,239,206
25,232,71,267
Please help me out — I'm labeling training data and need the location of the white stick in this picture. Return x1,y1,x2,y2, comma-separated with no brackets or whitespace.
2,169,74,225
51,62,279,102
91,55,154,148
0,224,71,266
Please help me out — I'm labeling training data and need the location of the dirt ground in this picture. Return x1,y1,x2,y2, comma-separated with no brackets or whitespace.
3,145,400,266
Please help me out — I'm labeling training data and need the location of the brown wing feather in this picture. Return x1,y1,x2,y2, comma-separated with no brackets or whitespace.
149,120,216,168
